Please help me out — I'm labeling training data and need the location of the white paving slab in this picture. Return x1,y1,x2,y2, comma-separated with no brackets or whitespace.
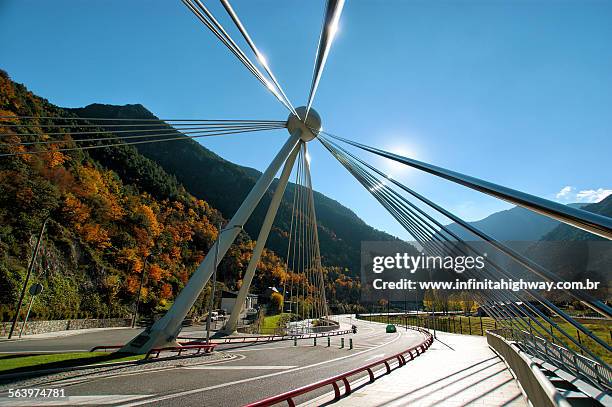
307,332,528,407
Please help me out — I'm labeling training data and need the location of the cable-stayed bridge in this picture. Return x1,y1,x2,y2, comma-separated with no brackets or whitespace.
1,1,610,406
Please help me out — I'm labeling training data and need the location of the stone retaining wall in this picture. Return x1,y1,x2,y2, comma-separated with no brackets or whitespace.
313,318,341,333
0,318,132,337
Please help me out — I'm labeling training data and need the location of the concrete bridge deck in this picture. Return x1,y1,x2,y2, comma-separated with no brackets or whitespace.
307,331,528,407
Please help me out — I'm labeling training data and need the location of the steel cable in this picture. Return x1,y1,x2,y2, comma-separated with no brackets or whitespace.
305,0,345,119
320,135,612,371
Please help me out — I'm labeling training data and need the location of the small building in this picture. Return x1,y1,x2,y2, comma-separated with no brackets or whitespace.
220,290,258,316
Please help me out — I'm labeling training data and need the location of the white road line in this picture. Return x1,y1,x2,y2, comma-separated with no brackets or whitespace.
364,353,386,362
0,354,245,392
119,329,404,406
228,345,306,352
182,365,297,370
0,395,152,406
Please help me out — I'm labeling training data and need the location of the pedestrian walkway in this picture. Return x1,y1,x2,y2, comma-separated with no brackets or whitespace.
314,332,528,407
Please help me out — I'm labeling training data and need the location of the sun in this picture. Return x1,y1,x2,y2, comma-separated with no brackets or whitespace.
379,142,419,179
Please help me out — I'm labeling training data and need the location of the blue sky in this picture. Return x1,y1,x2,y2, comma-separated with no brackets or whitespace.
1,0,611,240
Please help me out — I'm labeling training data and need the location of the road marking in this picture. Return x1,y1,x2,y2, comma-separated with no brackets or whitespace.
364,353,386,362
228,345,304,352
0,354,245,391
182,365,297,370
120,323,405,406
0,395,151,406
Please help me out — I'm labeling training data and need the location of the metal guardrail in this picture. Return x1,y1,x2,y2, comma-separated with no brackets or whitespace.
243,327,433,407
144,343,216,359
493,328,612,391
178,329,354,345
91,330,353,356
90,343,217,359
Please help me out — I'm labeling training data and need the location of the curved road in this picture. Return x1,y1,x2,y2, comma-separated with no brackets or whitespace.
0,316,428,406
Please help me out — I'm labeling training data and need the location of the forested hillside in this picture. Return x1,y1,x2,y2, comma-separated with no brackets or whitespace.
69,103,396,275
442,203,588,242
0,70,364,322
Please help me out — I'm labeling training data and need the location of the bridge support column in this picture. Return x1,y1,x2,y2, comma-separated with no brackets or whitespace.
222,142,300,334
120,134,301,354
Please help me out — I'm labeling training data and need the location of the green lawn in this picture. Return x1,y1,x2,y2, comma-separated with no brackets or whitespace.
259,313,296,334
0,352,145,375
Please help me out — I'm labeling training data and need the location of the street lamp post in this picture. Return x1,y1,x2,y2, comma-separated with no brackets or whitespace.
206,223,243,344
8,216,49,339
387,298,390,324
404,287,408,331
19,283,43,338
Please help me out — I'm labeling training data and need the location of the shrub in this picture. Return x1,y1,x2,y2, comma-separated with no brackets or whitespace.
270,292,283,314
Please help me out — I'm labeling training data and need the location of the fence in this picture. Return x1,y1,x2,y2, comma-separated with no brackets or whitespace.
178,329,354,345
90,343,217,359
358,313,497,336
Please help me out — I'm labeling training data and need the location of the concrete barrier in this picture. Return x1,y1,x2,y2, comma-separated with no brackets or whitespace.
487,330,571,407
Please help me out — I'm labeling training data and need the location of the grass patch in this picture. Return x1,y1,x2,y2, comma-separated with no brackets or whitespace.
0,352,145,375
260,313,288,331
259,313,296,334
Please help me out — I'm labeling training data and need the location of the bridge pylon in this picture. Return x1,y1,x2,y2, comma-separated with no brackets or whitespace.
222,141,300,334
120,134,301,354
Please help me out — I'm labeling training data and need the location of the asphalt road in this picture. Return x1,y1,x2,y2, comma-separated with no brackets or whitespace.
0,316,428,406
0,325,216,354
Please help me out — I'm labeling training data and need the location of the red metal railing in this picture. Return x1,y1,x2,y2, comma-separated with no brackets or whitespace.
178,329,354,345
90,343,217,359
244,327,433,407
90,330,352,354
145,343,216,359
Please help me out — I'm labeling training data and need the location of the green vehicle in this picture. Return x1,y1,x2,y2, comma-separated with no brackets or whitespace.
386,324,397,333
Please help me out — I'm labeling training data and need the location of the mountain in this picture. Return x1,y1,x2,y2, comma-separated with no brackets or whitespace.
69,103,396,275
542,195,612,241
443,203,587,242
0,70,380,321
525,196,612,302
0,70,233,320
